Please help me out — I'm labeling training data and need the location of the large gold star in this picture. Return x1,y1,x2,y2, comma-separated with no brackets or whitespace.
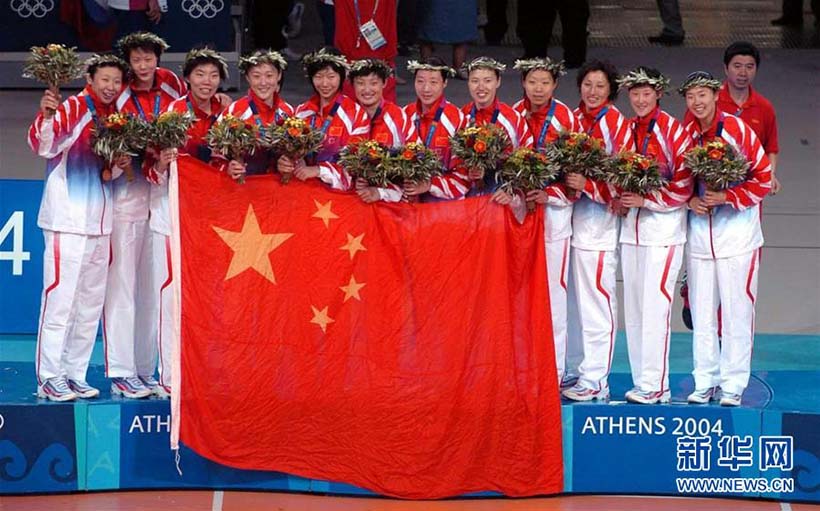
213,205,293,284
312,199,339,228
310,305,335,333
340,275,366,302
340,233,367,260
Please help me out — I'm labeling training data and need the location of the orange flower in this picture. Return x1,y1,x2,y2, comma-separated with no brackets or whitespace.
367,148,381,159
287,126,301,137
474,140,487,153
708,148,724,160
402,149,415,160
636,158,651,170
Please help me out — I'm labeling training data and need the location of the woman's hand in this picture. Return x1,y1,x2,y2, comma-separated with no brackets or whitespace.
227,160,246,181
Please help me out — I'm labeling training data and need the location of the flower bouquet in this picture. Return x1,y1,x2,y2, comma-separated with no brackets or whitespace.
543,131,610,192
604,150,667,195
450,124,510,189
22,44,83,114
381,142,442,201
91,113,150,181
338,139,395,188
206,114,260,184
266,117,325,184
684,140,750,191
498,147,561,212
148,111,195,152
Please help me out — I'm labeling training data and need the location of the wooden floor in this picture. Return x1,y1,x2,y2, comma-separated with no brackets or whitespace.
0,492,814,511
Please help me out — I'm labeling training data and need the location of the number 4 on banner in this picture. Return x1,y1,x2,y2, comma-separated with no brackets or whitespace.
0,211,31,275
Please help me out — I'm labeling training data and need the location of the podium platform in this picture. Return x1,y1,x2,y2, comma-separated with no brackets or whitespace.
1,333,818,503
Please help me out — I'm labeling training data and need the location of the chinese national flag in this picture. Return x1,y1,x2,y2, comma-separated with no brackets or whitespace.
170,156,562,499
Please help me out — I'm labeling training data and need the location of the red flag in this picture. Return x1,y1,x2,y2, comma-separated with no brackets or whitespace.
171,156,562,499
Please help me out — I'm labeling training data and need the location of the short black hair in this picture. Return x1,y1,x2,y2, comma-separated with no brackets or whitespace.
576,59,619,101
116,32,168,61
349,64,390,83
88,55,128,78
183,52,228,81
414,56,451,81
305,46,347,84
724,41,760,67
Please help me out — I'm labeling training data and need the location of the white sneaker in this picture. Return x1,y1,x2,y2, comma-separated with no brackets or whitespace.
37,377,77,402
67,379,100,399
624,387,640,401
154,384,172,399
138,374,160,392
687,386,720,404
562,383,609,402
627,389,671,405
559,375,579,391
720,392,742,407
111,377,152,399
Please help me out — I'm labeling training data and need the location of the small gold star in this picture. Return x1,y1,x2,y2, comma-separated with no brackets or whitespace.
340,275,366,302
340,233,367,260
310,305,334,333
312,199,339,228
213,205,293,284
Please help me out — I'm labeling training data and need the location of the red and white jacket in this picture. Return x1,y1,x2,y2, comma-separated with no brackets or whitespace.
295,92,369,191
572,102,634,251
403,95,467,200
28,86,118,236
514,96,579,242
115,67,187,222
366,100,415,202
620,107,694,247
218,91,295,175
147,95,226,236
684,111,772,259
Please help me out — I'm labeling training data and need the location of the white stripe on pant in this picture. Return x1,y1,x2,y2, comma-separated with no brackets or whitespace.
622,244,683,394
36,230,110,382
146,231,174,387
572,248,618,391
689,249,759,395
547,237,582,384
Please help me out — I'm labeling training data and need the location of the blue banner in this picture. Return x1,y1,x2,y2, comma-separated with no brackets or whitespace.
0,179,44,334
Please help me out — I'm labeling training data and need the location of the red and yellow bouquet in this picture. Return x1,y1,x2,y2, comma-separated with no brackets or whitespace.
450,125,511,187
605,150,667,195
91,112,149,182
543,131,610,191
266,117,325,184
498,147,561,212
684,140,750,190
206,114,261,184
338,139,395,187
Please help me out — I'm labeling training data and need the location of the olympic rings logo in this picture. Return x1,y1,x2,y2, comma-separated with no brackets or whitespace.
11,0,55,18
181,0,224,19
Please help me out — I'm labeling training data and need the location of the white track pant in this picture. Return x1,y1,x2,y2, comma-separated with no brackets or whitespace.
36,230,109,382
546,237,580,384
573,248,619,391
689,250,760,395
142,231,174,387
103,219,152,378
622,244,683,394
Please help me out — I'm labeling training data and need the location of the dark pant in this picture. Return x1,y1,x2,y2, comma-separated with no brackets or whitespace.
317,0,335,46
517,0,589,65
484,0,508,44
252,0,291,50
398,0,418,46
656,0,685,37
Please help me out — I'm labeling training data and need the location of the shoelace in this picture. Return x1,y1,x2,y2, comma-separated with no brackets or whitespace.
51,377,72,393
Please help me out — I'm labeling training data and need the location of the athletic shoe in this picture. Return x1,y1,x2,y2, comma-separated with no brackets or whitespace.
37,377,77,402
648,33,684,46
562,384,609,402
111,377,152,399
138,374,160,392
68,379,100,399
720,392,742,407
627,389,671,405
687,386,720,404
559,375,579,391
624,387,640,401
154,385,172,399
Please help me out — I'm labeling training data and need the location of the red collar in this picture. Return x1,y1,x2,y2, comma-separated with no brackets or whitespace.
309,92,343,116
523,97,552,115
719,82,758,109
471,97,500,115
634,105,660,127
188,94,222,119
579,101,609,119
249,89,280,117
693,107,726,138
417,95,447,118
84,85,115,116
